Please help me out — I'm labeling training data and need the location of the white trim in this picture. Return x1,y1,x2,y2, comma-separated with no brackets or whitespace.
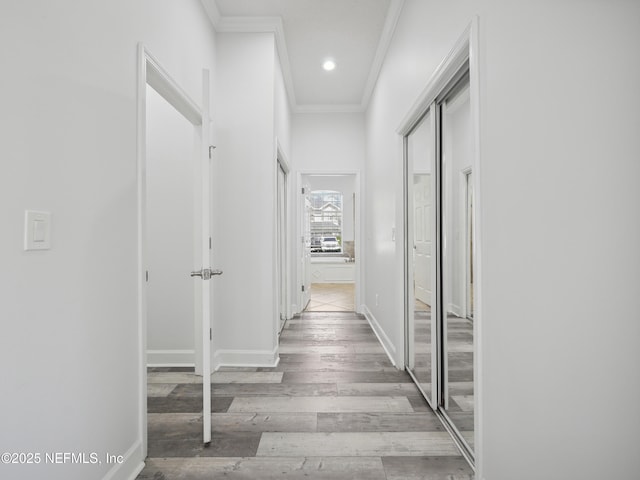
296,171,363,316
458,166,472,320
468,15,483,480
145,52,202,126
216,15,281,33
146,349,196,367
137,43,209,455
275,137,291,343
213,347,280,369
135,43,147,461
199,1,404,113
100,439,144,480
295,103,364,114
396,22,472,135
199,68,213,446
199,0,221,28
361,305,397,368
276,138,291,174
360,0,405,109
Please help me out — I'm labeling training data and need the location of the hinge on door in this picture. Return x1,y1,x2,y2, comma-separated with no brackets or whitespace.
210,328,212,341
209,145,216,159
209,237,212,250
145,271,149,282
301,285,305,292
301,187,305,194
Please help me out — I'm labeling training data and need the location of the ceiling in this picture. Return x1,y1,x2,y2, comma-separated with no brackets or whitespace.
201,0,404,112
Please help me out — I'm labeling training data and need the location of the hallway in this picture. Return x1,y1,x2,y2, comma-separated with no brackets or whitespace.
139,311,473,479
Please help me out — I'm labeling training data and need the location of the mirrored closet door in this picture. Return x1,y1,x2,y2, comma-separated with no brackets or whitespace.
405,109,436,407
440,77,474,453
405,66,475,462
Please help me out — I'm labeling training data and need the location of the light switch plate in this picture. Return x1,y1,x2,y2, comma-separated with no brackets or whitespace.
24,210,51,251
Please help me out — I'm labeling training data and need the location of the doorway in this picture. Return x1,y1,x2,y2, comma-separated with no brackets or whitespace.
137,46,215,450
276,148,290,333
298,173,360,314
145,84,197,370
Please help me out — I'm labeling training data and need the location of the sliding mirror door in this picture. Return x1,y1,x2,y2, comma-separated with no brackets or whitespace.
404,66,475,464
440,77,474,453
406,110,436,405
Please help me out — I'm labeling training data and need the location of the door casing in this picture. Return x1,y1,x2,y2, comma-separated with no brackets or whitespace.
137,44,214,452
296,171,362,315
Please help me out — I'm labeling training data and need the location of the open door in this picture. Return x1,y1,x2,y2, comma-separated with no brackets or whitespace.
140,46,218,450
276,157,289,333
187,69,220,446
300,185,312,310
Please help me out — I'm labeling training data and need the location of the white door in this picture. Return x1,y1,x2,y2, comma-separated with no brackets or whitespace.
300,185,312,310
277,162,288,332
190,70,217,446
414,174,432,305
466,170,474,319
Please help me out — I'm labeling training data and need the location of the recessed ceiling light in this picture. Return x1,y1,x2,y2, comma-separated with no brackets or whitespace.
323,59,336,71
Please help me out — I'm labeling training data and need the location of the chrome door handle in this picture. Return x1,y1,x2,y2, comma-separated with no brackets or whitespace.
190,268,223,280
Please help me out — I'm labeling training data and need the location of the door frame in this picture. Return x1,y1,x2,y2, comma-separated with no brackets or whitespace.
462,167,473,320
397,17,482,474
274,138,291,338
296,170,362,314
136,44,212,453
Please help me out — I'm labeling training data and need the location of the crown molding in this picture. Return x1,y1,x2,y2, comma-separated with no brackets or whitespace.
200,3,299,108
217,15,281,33
294,104,365,114
200,0,404,114
360,0,405,110
200,0,221,28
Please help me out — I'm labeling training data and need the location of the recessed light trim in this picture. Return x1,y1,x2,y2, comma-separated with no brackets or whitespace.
323,59,336,71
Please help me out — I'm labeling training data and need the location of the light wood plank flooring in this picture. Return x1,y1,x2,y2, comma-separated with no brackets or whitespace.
137,311,474,479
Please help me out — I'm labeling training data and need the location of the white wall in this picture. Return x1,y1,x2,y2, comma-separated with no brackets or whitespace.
146,86,196,366
274,51,293,160
293,112,365,172
365,0,640,479
0,1,217,479
213,32,279,367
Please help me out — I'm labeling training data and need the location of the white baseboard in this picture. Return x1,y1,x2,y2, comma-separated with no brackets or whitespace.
449,303,463,318
101,439,144,480
213,346,279,370
361,305,397,368
146,349,195,367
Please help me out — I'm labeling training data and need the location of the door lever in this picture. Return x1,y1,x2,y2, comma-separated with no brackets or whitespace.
190,268,223,280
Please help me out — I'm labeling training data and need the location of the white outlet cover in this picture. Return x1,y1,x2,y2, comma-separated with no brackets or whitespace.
24,210,51,251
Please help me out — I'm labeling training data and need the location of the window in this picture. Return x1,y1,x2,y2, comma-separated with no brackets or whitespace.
309,190,342,254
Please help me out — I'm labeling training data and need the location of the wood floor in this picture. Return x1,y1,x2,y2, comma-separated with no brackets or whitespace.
137,311,474,479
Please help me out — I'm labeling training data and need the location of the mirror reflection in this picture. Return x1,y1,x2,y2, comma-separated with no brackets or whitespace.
407,111,434,402
441,81,474,451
